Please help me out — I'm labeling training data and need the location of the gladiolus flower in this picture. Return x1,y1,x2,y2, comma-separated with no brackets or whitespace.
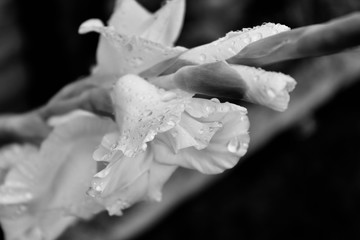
0,0,296,239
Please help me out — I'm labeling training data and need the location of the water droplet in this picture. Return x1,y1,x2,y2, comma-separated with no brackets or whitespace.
227,137,248,157
242,37,251,44
250,33,262,42
199,128,204,134
87,187,101,198
167,121,176,128
267,89,276,98
199,54,207,62
144,133,155,142
210,98,220,103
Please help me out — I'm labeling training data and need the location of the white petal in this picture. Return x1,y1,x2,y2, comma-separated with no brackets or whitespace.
176,23,290,65
155,99,250,174
141,0,185,46
231,64,296,111
90,148,152,216
40,116,116,217
108,0,152,36
0,115,115,240
147,161,177,202
79,21,185,76
111,74,193,157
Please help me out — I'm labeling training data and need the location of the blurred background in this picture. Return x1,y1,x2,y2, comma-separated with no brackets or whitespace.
1,0,360,239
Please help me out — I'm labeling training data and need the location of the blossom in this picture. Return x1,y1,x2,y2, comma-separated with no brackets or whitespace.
77,0,295,214
89,74,249,215
0,0,296,239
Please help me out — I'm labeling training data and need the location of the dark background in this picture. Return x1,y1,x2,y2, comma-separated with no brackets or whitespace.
1,0,360,239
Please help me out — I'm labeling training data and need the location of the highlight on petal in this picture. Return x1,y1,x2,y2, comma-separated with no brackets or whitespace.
154,98,250,174
79,20,186,76
111,74,193,157
141,0,186,46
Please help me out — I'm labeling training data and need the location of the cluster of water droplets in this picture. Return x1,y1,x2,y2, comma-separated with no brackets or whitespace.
193,22,290,64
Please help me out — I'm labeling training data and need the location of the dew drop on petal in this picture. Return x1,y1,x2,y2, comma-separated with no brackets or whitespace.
210,98,220,103
144,133,155,142
267,89,276,98
199,54,207,62
86,188,100,198
167,121,176,128
242,36,251,44
228,47,237,55
141,143,148,151
227,136,248,157
250,33,262,42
